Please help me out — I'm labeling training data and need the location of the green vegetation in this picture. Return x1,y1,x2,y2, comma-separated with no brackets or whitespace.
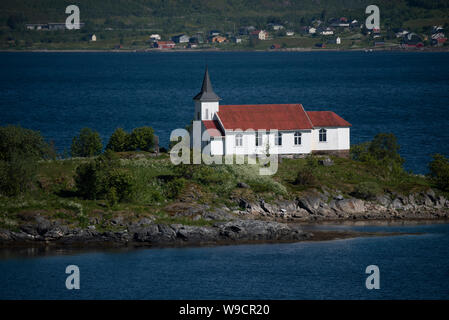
1,0,449,50
429,154,449,192
106,127,156,152
1,125,447,232
71,127,103,157
0,125,55,196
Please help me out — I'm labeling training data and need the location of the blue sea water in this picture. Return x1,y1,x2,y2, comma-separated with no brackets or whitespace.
1,223,449,300
0,51,448,173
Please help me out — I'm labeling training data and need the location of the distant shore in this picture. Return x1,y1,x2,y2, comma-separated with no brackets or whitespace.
1,46,449,53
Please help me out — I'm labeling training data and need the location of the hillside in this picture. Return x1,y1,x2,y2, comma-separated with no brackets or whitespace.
1,0,449,50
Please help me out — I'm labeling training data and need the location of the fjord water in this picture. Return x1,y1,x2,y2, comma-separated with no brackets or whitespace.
1,223,449,299
1,52,449,299
0,51,448,173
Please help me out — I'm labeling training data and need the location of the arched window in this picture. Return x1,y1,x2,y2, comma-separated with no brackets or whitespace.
294,132,302,145
235,133,243,147
319,128,327,142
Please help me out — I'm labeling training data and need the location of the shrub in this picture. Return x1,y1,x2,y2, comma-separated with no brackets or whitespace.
166,178,186,199
74,160,108,200
106,128,129,152
294,156,318,186
74,153,134,201
294,168,317,186
128,127,155,151
71,127,103,157
351,181,382,200
428,154,449,191
107,169,135,201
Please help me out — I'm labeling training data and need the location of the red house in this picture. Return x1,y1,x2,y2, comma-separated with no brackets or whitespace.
154,41,175,49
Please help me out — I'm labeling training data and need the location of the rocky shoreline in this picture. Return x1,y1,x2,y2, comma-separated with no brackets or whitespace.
0,218,311,247
1,189,448,248
233,188,449,221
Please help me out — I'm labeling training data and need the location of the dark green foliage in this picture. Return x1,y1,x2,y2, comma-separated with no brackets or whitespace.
128,127,155,152
351,133,404,166
0,125,55,162
294,156,318,186
428,154,449,191
71,127,103,157
6,15,25,30
75,153,134,201
0,125,55,196
166,177,186,199
106,128,129,152
351,181,382,200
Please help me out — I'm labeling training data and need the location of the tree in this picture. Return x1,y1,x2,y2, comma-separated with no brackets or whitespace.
428,154,449,191
6,15,24,30
128,127,155,151
351,133,403,165
71,128,103,157
368,133,404,164
106,128,129,152
0,125,55,196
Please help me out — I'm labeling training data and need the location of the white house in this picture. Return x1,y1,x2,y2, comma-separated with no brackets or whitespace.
90,34,97,42
150,34,161,40
251,30,268,40
308,27,317,34
194,68,351,157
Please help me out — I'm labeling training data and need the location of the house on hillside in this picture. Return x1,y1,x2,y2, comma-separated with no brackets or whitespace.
90,34,97,42
250,30,268,40
154,40,175,49
150,34,161,41
401,33,424,48
194,67,351,157
172,34,190,43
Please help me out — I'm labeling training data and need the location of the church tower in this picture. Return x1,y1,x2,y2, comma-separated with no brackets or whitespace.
193,66,220,121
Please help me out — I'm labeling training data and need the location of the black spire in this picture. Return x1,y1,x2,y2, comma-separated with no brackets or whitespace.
193,66,221,101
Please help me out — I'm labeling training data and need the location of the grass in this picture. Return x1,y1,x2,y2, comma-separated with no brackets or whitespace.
0,151,438,231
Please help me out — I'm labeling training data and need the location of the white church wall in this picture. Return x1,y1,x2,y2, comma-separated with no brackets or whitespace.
221,130,312,155
195,101,219,120
310,127,350,151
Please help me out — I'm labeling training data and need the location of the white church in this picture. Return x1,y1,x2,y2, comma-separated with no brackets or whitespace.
194,67,351,157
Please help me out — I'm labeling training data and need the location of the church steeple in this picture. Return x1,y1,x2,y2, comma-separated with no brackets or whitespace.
193,66,221,102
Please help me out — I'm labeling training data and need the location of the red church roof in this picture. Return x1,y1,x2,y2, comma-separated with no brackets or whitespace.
203,120,224,136
217,104,313,130
307,111,351,127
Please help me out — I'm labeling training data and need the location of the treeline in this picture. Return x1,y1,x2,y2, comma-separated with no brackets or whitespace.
70,126,157,157
2,0,449,36
0,125,157,201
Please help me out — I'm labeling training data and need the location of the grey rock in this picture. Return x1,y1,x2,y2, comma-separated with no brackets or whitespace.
318,157,334,166
237,182,250,189
297,195,322,214
202,208,235,221
376,195,391,207
392,198,404,210
336,199,366,214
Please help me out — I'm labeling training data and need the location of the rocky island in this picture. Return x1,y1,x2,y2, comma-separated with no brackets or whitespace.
1,126,448,248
